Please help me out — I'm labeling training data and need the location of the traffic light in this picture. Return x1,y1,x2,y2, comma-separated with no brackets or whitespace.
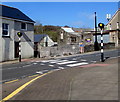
98,23,104,30
17,32,22,37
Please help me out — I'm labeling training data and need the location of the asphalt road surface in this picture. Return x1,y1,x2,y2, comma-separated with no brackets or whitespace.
2,49,119,82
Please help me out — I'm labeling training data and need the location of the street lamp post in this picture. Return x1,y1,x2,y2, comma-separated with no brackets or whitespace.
94,12,99,51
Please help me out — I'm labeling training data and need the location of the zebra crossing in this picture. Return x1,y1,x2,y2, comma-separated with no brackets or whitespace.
39,58,91,68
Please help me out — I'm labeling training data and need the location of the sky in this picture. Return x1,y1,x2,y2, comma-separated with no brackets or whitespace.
2,2,119,28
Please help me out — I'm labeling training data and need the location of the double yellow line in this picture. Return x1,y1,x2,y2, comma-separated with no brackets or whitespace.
1,71,53,102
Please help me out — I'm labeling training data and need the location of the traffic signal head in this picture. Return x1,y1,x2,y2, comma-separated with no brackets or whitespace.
17,32,22,37
98,23,104,30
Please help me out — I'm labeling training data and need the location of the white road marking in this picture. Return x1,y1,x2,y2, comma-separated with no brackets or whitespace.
67,62,88,67
50,60,68,64
36,70,48,74
23,64,32,67
33,63,37,65
58,67,64,69
41,60,59,63
40,63,45,65
52,69,60,71
72,58,77,60
81,59,87,61
49,65,54,67
58,61,77,65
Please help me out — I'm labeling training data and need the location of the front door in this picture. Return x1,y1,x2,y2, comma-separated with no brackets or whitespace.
15,42,19,58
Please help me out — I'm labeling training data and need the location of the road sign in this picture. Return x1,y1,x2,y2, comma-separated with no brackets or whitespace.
79,42,84,47
98,23,104,30
86,38,91,42
17,32,22,37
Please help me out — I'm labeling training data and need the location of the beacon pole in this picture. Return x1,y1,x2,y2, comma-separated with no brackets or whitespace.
100,29,104,62
17,32,23,62
19,37,21,62
98,23,105,62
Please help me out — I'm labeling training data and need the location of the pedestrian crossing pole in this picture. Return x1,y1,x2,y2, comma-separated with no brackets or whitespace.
17,32,23,62
98,23,105,62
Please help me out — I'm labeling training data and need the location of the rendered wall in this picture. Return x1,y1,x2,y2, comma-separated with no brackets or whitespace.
0,18,14,62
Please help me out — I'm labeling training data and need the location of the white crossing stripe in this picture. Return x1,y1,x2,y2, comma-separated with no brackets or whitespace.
72,58,77,60
67,62,88,67
58,67,64,69
81,59,87,61
49,65,54,67
33,63,37,65
58,61,77,65
40,63,45,65
50,60,68,64
23,64,32,67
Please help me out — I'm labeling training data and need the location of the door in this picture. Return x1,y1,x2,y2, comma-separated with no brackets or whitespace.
15,42,19,58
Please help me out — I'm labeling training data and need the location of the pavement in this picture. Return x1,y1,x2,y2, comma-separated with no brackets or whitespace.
2,57,119,101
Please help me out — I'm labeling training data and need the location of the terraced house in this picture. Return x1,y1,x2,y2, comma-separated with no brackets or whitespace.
106,9,120,47
0,4,35,62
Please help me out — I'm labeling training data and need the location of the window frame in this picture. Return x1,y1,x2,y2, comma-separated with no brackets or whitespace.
21,22,27,30
2,23,10,37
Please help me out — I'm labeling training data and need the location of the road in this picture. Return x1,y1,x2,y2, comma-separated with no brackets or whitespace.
2,49,119,82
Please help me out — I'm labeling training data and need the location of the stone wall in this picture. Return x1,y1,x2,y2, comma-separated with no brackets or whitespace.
39,43,115,58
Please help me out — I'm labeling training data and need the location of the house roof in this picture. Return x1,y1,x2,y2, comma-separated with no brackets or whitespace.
73,28,93,32
106,9,120,25
34,34,48,42
61,27,74,32
0,4,35,23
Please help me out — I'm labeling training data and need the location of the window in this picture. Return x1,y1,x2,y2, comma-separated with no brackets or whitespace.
2,23,9,36
21,23,26,30
71,37,76,43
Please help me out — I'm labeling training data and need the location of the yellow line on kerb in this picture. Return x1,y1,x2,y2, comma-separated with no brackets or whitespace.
5,79,19,84
1,71,53,102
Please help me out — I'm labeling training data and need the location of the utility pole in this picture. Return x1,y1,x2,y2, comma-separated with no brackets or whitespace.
17,32,23,62
94,12,99,51
98,23,105,62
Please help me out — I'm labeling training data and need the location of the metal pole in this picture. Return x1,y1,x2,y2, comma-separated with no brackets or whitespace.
95,12,97,41
19,37,21,62
101,29,104,62
94,12,99,51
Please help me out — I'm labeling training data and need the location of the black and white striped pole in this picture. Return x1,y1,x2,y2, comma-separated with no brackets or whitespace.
98,23,105,62
17,32,23,62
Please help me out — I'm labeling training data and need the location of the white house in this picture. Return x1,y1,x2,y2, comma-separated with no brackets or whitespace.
0,4,35,62
106,9,120,47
